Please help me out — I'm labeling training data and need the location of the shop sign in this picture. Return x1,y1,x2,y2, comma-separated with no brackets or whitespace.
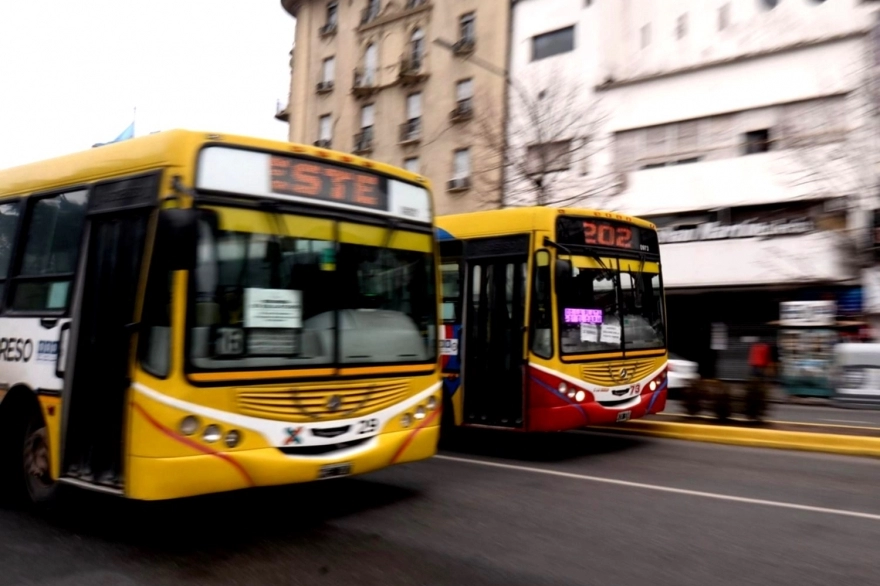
658,218,814,244
779,300,836,327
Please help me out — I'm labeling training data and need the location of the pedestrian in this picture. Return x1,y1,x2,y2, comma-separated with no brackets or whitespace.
749,340,770,381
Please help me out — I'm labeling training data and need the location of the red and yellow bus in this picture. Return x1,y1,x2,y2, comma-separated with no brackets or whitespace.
437,207,667,432
0,130,441,504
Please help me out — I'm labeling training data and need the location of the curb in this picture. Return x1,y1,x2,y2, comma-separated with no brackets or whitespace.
593,420,880,458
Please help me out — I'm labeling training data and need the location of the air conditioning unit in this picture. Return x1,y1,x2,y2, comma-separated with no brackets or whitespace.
447,177,472,191
314,139,332,148
316,80,335,93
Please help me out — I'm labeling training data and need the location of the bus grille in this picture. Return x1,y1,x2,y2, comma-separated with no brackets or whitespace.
236,380,410,422
579,356,666,387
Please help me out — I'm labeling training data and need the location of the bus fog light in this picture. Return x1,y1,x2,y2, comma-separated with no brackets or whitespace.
558,382,568,395
180,416,200,436
575,390,586,402
203,424,222,443
225,430,242,448
427,396,438,411
401,413,413,428
414,406,427,420
568,390,576,399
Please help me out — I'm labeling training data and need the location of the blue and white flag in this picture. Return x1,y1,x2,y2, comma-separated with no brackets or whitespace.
93,121,135,148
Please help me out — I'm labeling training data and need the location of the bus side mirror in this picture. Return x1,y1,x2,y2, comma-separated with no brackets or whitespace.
555,259,573,290
156,208,199,271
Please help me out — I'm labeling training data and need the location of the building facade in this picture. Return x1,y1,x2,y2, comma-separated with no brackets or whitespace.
509,0,880,378
279,0,511,214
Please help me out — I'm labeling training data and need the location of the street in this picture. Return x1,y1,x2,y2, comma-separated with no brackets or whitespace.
2,431,880,586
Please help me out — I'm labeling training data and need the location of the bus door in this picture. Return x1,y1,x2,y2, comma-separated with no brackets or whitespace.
61,174,158,489
463,235,529,428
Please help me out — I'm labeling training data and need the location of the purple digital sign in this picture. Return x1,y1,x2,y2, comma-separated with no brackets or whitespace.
564,308,603,324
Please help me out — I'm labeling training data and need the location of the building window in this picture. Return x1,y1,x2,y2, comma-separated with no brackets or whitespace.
326,2,338,27
676,14,687,39
364,43,378,84
640,24,651,49
526,141,572,175
531,26,575,61
456,79,473,108
744,129,772,154
460,13,475,43
401,92,422,142
405,0,427,8
719,3,730,31
761,0,779,9
356,104,375,152
453,148,471,179
410,28,425,68
404,157,419,173
322,57,335,83
318,115,332,145
362,0,380,24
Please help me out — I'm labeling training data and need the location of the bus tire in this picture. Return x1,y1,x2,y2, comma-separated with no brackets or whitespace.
0,391,58,507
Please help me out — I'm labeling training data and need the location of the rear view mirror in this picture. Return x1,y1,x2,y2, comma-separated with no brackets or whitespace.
555,259,573,290
156,208,199,271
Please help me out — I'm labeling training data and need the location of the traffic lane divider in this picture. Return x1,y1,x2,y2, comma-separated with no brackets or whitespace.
590,420,880,458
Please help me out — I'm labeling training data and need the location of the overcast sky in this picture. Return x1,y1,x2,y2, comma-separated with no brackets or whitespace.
0,0,294,169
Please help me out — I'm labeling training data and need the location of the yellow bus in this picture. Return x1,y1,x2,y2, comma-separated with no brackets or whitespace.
0,130,441,504
436,207,667,432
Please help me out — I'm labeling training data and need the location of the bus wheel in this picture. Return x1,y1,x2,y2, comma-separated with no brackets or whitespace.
22,413,57,505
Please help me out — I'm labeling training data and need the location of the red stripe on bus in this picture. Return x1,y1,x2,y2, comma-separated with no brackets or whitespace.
132,402,255,487
390,408,440,465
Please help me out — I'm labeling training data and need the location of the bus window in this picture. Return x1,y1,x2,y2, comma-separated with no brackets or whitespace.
441,261,461,321
0,202,21,304
11,190,88,311
530,250,552,358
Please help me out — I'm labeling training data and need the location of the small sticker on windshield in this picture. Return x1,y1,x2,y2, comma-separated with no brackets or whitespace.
580,323,599,342
600,324,622,344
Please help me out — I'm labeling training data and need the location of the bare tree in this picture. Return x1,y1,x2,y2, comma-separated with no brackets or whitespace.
468,70,621,208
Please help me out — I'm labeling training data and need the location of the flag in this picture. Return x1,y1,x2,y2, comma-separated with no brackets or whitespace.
92,121,135,148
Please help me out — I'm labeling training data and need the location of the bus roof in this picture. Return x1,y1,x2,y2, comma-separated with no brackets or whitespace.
0,129,429,199
436,207,656,240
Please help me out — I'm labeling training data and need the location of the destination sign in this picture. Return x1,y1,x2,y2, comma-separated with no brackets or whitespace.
556,216,660,254
269,156,389,212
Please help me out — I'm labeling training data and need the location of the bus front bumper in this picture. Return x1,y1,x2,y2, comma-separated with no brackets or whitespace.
528,386,667,432
125,423,439,501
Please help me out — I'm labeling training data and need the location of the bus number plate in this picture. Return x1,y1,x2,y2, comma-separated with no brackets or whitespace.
616,411,632,422
319,463,352,480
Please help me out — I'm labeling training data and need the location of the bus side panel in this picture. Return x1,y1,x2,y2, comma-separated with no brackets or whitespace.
440,324,464,425
0,316,69,479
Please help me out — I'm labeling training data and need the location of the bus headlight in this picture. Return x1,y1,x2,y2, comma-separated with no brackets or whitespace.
649,381,658,391
575,390,586,402
180,416,200,436
427,396,438,411
558,382,568,395
225,430,242,448
203,424,222,443
401,413,413,428
414,406,427,420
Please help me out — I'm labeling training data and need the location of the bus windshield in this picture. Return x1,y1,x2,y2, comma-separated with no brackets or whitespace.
189,207,436,370
557,258,665,355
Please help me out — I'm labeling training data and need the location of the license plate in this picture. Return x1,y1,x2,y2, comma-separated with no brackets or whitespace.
616,411,632,422
318,463,352,480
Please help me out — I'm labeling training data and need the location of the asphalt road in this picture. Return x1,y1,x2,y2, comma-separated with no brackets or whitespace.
661,398,880,429
3,431,880,586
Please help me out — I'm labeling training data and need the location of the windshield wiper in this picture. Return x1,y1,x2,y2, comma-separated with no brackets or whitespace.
543,236,613,280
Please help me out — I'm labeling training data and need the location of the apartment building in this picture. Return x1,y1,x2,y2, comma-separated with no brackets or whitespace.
509,0,879,376
279,0,510,214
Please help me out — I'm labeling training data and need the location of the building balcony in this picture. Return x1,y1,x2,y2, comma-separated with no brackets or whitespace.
275,100,290,122
450,98,473,123
399,119,421,145
353,131,374,154
452,38,476,57
360,7,379,26
319,22,337,37
314,139,332,149
398,57,428,85
316,80,335,94
352,69,379,98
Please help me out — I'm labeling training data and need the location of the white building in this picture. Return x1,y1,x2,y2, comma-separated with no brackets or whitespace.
509,0,880,376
